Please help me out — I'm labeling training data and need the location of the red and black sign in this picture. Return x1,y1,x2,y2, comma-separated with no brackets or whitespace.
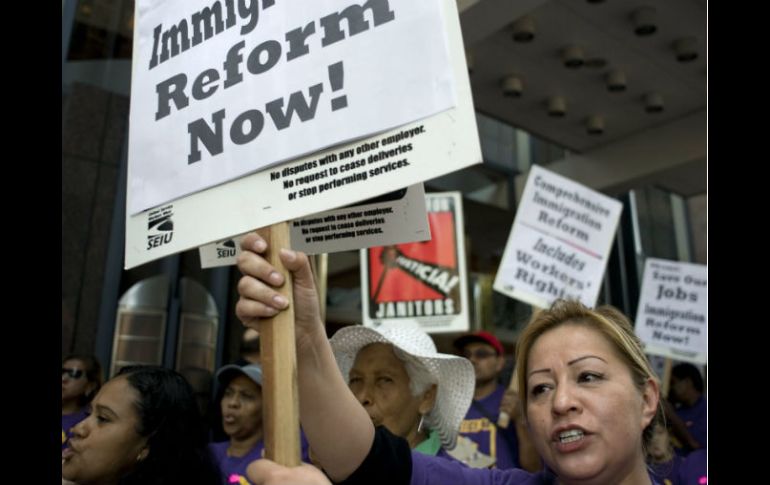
366,197,462,319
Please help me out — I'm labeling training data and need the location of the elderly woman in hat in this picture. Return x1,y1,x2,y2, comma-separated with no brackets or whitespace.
330,321,475,459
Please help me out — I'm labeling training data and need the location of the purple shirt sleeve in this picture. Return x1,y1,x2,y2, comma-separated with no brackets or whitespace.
675,397,707,450
410,451,544,485
677,449,707,485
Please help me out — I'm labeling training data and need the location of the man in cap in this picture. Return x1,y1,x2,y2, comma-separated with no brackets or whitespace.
453,331,536,471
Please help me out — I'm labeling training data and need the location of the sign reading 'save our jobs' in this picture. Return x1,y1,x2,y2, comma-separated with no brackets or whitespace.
634,258,707,364
125,0,482,270
128,0,457,215
493,165,622,309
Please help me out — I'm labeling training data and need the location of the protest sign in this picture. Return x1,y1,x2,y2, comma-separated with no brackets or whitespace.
634,258,707,364
494,165,622,308
360,192,469,333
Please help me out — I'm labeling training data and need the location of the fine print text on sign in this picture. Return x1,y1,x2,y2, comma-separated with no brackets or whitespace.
198,184,430,267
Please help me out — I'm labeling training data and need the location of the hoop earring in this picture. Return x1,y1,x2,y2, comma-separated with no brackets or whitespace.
417,415,425,433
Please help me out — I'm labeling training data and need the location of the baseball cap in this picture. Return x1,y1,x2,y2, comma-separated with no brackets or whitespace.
215,363,263,388
453,331,504,356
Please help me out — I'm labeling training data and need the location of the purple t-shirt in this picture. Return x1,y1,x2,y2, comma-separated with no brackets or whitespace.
208,434,311,484
209,441,265,484
677,449,707,485
650,455,684,485
458,385,520,469
411,452,663,485
675,397,707,450
412,451,543,485
62,409,88,449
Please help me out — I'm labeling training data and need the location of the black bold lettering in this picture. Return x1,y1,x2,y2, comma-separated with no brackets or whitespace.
192,69,220,100
156,74,189,120
265,84,323,130
230,109,265,145
188,109,226,164
320,0,395,47
191,4,224,46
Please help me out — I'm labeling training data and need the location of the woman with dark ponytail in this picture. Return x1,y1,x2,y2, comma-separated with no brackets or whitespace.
62,365,220,485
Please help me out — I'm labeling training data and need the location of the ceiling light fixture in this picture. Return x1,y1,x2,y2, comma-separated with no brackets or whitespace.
586,115,605,135
547,96,567,117
562,45,585,69
631,6,657,36
673,37,698,62
644,92,664,113
501,76,523,98
511,16,535,42
606,69,627,92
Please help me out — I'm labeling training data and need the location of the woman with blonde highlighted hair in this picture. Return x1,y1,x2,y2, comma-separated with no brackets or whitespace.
234,232,667,485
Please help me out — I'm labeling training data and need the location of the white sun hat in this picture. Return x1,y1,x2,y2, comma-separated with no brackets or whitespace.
330,321,475,450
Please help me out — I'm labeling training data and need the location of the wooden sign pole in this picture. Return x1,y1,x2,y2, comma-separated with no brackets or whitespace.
256,222,301,466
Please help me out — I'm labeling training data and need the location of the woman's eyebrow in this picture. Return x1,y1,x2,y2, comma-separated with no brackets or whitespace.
567,355,607,366
93,403,119,419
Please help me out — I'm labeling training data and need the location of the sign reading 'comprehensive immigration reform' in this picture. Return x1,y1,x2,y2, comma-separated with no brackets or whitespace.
494,165,622,309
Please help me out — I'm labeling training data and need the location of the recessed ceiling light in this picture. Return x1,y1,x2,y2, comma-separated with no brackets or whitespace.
673,37,698,62
631,6,657,36
586,115,605,135
511,16,535,43
547,96,567,117
562,45,585,69
606,69,627,92
501,76,523,98
644,92,664,113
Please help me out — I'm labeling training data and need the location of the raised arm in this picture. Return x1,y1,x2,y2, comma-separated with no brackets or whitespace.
235,232,374,481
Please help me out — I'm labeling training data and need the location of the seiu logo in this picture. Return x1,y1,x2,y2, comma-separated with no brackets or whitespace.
217,248,236,258
216,239,236,258
147,209,174,250
148,232,173,249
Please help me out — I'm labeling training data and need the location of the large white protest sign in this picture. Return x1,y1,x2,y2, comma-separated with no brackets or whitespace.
198,184,430,267
360,192,470,333
493,165,622,308
634,258,707,364
129,0,456,215
125,0,481,269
